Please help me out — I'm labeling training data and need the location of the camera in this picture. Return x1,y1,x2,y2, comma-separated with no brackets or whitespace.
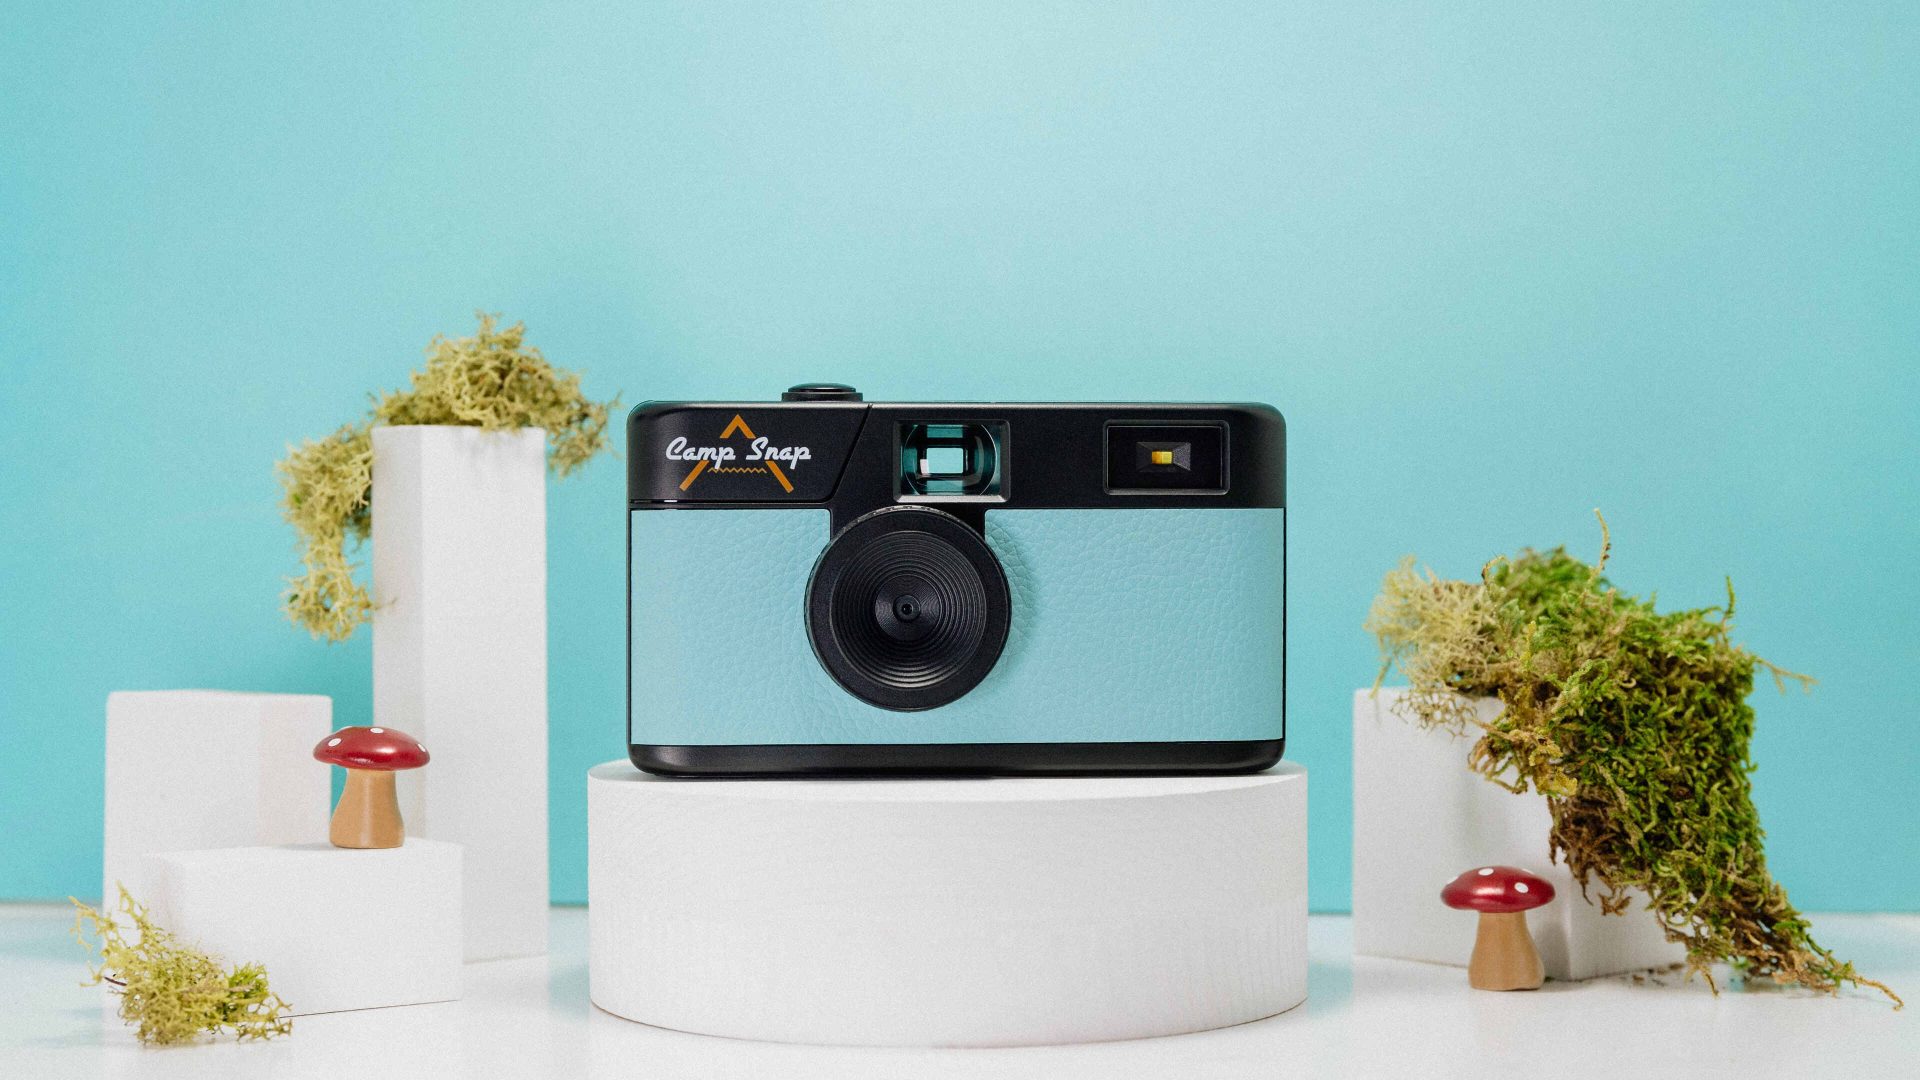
627,383,1286,776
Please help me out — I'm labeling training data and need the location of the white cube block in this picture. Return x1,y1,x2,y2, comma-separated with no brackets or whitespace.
373,426,549,962
588,761,1309,1047
1353,688,1685,980
103,691,332,912
141,840,463,1015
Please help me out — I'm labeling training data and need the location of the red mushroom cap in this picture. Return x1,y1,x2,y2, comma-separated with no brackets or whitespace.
1441,865,1555,913
313,726,430,771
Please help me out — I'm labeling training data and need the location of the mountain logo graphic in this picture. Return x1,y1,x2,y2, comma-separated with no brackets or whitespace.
665,414,809,493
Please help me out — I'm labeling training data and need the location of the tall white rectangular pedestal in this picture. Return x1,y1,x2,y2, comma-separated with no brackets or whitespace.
1353,688,1684,980
103,691,331,913
373,425,549,961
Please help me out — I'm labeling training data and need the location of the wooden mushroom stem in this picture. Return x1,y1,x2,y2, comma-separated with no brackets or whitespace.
1468,911,1544,991
330,768,405,849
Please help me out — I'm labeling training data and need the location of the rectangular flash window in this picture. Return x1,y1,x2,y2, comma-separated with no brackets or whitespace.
1105,424,1226,492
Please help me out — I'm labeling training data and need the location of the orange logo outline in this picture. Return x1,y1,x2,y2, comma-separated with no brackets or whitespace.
678,414,794,493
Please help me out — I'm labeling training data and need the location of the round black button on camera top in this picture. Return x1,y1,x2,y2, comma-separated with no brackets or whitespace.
806,506,1010,712
781,382,863,402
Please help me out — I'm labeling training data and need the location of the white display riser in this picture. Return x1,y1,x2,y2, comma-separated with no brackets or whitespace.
373,425,549,962
1352,688,1685,980
142,840,463,1015
587,760,1309,1047
102,691,332,919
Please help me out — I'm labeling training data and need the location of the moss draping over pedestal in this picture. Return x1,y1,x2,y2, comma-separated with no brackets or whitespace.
278,313,617,641
1367,515,1897,1005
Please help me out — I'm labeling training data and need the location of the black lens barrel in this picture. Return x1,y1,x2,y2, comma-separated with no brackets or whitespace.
806,506,1010,711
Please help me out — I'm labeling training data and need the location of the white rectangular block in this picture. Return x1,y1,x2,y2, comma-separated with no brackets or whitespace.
373,425,549,961
142,840,463,1015
103,691,332,912
1353,687,1685,980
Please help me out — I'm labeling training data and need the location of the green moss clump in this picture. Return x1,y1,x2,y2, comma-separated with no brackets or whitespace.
278,313,618,641
1367,514,1898,1006
280,423,376,642
371,314,614,475
72,886,293,1045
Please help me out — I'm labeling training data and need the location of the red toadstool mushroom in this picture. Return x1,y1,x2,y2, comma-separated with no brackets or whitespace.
1441,865,1556,991
313,726,430,849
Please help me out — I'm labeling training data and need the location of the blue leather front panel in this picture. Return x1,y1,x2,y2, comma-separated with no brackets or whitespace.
630,507,1285,744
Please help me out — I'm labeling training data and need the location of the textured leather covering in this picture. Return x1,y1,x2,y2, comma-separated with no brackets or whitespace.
630,507,1285,744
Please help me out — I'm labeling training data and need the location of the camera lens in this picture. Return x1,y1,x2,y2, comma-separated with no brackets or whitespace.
807,506,1010,711
876,588,936,642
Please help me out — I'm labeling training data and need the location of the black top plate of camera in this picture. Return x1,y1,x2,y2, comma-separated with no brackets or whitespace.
629,387,1285,530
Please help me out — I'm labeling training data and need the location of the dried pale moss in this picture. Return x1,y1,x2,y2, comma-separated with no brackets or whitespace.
372,314,613,476
1367,514,1898,1006
280,423,375,642
72,886,292,1045
279,313,618,641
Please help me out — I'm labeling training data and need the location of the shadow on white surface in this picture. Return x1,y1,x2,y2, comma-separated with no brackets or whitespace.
1,905,1910,1080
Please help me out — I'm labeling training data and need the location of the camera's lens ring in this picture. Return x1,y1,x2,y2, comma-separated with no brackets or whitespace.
806,506,1010,712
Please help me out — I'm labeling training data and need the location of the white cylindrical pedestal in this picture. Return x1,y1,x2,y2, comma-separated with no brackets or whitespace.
587,761,1307,1047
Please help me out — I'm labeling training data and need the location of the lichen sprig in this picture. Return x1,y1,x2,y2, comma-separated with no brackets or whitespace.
372,314,612,477
279,422,376,643
277,313,618,641
72,886,293,1045
1366,513,1899,1006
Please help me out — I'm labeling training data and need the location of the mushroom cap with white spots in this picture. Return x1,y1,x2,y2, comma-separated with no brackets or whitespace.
1440,865,1555,913
313,726,430,771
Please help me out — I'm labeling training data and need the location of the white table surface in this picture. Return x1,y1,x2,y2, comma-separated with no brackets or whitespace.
2,905,1910,1079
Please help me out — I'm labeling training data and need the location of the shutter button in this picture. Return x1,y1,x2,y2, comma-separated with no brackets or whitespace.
782,383,863,402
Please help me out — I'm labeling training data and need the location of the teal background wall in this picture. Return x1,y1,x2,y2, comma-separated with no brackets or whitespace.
2,3,1915,911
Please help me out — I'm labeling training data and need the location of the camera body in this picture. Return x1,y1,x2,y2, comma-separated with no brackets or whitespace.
627,383,1286,776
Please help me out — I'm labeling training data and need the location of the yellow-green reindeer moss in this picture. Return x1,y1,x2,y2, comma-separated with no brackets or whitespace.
72,886,293,1045
1367,513,1898,1006
278,313,618,641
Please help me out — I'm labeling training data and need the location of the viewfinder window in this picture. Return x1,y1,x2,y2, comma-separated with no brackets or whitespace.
898,422,1007,498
